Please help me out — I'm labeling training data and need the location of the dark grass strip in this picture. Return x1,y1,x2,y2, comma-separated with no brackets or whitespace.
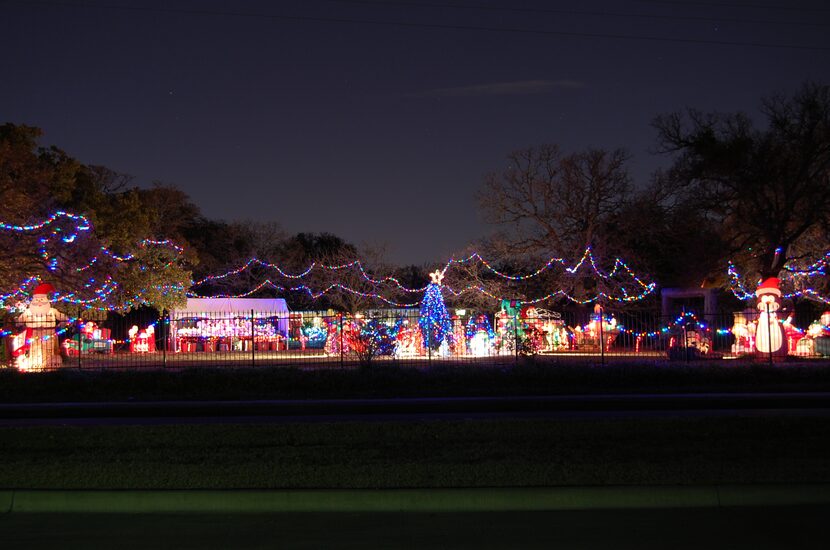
2,416,829,489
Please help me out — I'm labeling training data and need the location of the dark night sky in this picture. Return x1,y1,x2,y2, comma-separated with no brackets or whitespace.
2,0,828,265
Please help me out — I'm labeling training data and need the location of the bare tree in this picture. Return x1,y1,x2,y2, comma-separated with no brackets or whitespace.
478,145,644,304
307,244,406,314
480,145,632,259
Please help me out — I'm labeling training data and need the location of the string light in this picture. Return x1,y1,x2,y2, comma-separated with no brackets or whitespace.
4,211,657,310
188,280,421,307
727,254,830,304
2,210,187,311
616,312,710,339
0,316,81,341
191,258,429,293
191,246,656,305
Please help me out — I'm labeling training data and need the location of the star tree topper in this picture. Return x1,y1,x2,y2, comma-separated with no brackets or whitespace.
429,270,444,285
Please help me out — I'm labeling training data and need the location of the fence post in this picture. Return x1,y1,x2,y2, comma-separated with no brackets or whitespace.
77,306,82,370
682,308,689,362
767,302,773,366
428,324,433,365
251,309,256,368
161,310,167,369
513,311,519,365
599,305,605,367
339,313,344,367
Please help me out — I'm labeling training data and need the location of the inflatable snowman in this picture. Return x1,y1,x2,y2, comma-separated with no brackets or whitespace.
754,277,787,358
16,283,68,370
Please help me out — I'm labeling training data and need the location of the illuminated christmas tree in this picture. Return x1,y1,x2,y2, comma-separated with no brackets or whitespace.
419,270,452,351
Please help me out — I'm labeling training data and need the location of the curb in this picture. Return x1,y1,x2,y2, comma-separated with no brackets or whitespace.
3,393,830,420
6,485,830,513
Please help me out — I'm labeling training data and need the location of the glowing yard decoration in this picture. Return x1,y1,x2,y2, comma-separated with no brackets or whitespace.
128,324,156,353
754,277,787,357
419,270,452,351
13,283,69,371
466,313,495,356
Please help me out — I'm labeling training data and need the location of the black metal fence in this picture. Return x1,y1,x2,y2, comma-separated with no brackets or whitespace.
2,307,829,371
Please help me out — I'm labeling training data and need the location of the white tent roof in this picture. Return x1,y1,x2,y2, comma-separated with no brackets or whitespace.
171,298,289,319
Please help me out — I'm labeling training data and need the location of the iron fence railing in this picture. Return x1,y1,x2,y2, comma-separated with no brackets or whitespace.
2,307,829,371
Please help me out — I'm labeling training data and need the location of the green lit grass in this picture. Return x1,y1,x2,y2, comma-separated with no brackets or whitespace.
2,416,829,489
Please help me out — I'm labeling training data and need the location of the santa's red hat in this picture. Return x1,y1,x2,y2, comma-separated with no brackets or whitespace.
520,305,537,317
755,277,781,297
32,283,55,296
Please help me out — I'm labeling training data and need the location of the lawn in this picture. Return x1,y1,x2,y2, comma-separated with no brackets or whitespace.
1,359,830,403
1,415,829,489
3,361,828,491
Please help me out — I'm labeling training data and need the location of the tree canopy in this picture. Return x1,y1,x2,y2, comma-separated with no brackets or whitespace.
653,82,830,283
0,124,190,312
3,81,828,313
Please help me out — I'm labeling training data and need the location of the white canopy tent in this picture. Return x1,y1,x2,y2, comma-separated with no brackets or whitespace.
170,298,289,319
169,298,291,346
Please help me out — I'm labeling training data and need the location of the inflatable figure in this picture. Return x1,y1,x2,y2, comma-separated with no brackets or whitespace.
466,314,494,356
754,278,787,358
15,283,68,370
730,312,752,354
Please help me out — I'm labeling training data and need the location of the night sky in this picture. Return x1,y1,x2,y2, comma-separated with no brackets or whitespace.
2,0,828,265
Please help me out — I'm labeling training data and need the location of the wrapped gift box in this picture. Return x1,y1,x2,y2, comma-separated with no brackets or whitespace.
180,339,197,352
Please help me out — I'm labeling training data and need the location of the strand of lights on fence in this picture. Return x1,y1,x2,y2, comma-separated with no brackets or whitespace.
0,316,80,341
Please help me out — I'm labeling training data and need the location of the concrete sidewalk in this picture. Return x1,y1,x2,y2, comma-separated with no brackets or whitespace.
3,485,830,513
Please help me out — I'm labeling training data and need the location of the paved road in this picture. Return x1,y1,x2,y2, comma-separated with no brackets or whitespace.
2,392,830,425
2,506,828,549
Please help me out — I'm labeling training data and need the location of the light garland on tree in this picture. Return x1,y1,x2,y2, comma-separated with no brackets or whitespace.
1,211,187,311
190,246,656,306
3,212,656,311
191,258,429,293
188,279,421,307
727,256,830,304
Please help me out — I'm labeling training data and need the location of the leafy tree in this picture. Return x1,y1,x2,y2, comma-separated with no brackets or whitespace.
608,180,729,290
0,124,189,311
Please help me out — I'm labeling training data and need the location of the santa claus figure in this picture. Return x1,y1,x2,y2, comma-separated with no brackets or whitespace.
16,283,68,370
754,277,787,358
128,325,156,353
730,312,752,355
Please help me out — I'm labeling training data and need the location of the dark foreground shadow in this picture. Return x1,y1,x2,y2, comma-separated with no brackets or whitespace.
1,506,828,549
